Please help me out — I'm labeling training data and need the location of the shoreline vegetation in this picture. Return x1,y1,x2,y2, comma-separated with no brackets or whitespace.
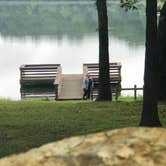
0,98,165,157
0,0,145,44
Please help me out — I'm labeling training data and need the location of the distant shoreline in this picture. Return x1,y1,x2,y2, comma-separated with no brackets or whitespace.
0,0,96,6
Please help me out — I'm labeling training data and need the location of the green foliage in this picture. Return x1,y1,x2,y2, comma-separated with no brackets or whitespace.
120,0,165,11
158,0,166,10
107,1,145,44
0,1,146,45
0,99,165,157
120,0,139,11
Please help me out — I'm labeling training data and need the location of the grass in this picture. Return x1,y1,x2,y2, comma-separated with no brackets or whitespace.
0,99,165,158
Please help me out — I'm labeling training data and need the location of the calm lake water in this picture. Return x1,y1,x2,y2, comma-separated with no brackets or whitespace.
0,1,145,99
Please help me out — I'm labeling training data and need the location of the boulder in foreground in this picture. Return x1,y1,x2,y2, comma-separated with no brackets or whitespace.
0,127,165,166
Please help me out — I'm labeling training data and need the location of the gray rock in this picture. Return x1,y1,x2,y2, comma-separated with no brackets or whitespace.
0,127,165,166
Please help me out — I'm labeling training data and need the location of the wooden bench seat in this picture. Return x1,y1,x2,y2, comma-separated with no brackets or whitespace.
20,64,62,99
83,63,121,99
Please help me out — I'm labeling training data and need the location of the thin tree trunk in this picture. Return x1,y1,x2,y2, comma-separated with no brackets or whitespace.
96,0,112,101
139,0,161,126
158,2,166,100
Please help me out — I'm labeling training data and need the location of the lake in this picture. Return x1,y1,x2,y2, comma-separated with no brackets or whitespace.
0,0,145,99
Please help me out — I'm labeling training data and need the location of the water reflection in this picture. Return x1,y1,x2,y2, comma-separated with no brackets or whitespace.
0,36,144,99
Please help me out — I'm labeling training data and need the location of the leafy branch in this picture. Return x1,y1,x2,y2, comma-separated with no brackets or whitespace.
120,0,139,11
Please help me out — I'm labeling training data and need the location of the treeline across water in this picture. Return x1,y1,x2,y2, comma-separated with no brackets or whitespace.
0,0,145,44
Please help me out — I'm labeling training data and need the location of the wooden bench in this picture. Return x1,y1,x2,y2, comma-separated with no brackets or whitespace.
83,63,121,100
20,64,62,99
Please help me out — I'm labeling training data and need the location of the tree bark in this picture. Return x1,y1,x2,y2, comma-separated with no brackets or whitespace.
96,0,112,101
158,2,166,100
139,0,161,126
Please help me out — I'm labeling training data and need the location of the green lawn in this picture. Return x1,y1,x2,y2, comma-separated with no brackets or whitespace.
0,99,165,158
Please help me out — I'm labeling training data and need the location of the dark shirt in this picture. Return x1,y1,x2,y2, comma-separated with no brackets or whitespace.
88,78,93,90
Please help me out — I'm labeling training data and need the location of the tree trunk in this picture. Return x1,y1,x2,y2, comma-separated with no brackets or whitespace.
96,0,112,101
139,0,161,126
158,2,166,100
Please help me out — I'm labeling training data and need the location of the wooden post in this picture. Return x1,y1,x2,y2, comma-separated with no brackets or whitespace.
55,86,58,100
134,84,137,100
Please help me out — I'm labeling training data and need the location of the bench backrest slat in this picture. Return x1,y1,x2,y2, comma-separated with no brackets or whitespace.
20,64,61,81
83,63,121,81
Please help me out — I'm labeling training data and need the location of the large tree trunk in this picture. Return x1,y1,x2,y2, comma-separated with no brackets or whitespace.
139,0,161,126
96,0,112,101
158,2,166,100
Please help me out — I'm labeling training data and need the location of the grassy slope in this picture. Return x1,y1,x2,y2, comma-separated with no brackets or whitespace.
0,99,165,157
